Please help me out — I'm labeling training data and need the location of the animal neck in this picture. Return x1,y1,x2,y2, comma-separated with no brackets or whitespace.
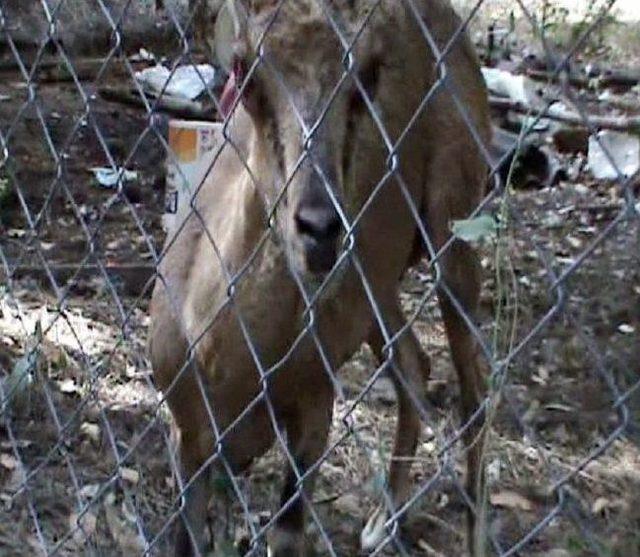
219,122,283,274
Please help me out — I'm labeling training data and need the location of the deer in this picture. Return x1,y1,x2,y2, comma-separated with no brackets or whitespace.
149,0,492,555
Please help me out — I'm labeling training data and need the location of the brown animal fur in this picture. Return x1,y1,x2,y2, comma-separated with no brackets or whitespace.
149,1,492,555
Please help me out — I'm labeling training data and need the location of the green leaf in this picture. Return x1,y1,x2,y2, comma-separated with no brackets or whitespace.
451,215,498,243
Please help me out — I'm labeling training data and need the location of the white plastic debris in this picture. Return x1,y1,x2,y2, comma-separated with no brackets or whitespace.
135,64,216,100
129,48,155,63
588,131,640,180
521,115,550,131
598,90,614,102
481,67,538,105
90,167,138,189
548,102,574,119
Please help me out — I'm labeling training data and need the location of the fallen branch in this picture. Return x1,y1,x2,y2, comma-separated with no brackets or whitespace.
38,59,127,83
598,95,640,114
489,96,640,132
98,86,217,120
526,68,640,90
0,57,133,84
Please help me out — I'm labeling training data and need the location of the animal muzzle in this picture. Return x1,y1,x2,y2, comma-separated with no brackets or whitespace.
294,203,341,275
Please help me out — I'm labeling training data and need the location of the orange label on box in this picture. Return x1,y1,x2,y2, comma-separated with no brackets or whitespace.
163,120,224,234
168,127,198,163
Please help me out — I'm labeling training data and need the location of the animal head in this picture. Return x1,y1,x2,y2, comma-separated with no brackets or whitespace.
216,0,383,286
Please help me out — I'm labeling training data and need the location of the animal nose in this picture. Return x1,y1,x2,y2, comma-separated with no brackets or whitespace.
295,205,341,274
295,205,341,243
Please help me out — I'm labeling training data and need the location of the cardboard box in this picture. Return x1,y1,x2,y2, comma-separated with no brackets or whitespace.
164,119,225,232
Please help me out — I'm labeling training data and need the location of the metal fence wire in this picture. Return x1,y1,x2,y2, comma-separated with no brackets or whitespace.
0,0,639,555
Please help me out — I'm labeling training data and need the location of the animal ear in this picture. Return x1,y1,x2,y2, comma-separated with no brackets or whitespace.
214,0,247,72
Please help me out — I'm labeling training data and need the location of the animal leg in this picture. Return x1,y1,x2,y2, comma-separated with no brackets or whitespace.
361,300,431,553
174,424,214,557
437,238,487,556
268,378,334,557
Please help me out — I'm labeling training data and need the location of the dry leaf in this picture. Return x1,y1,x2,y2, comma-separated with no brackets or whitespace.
79,483,100,500
335,493,360,516
120,467,140,485
121,499,138,525
26,535,43,554
5,463,26,493
0,453,18,470
69,511,97,546
532,366,549,386
566,236,582,249
592,497,610,514
80,422,101,444
41,339,67,368
58,379,80,394
104,498,144,552
490,490,534,512
0,493,12,508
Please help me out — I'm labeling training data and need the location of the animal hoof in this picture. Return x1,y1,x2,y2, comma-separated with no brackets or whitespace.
360,505,389,553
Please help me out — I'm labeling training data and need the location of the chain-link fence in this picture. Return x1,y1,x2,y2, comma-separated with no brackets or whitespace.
1,0,639,555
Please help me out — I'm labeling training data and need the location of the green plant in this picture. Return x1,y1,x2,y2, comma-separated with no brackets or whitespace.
570,0,620,53
535,0,619,53
540,0,571,41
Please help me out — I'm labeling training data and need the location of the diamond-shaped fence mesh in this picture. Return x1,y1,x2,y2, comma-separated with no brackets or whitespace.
0,0,639,555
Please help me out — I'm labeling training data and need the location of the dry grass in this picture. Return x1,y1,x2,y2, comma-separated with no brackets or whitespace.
1,172,638,554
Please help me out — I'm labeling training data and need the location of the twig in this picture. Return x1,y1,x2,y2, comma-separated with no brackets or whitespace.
312,492,345,505
417,539,446,557
489,96,640,131
420,512,464,540
98,86,217,120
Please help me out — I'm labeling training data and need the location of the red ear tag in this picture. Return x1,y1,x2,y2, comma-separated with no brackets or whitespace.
219,59,246,119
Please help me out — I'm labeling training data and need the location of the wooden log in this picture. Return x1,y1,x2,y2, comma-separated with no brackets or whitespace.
526,68,640,90
489,96,640,132
0,57,132,84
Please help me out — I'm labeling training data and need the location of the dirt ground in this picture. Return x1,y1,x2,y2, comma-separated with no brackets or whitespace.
1,4,640,557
